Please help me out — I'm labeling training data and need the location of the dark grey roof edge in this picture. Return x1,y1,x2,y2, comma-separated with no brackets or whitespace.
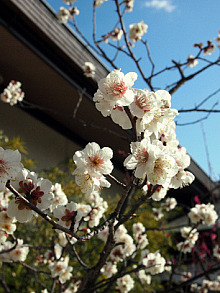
6,0,110,81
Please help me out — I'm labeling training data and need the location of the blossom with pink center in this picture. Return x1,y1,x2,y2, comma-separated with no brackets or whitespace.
142,251,166,275
73,168,111,193
94,90,132,129
187,55,198,67
147,153,178,186
109,28,123,41
53,202,83,233
180,227,198,245
0,211,16,234
169,169,195,189
97,69,137,107
162,197,177,211
177,239,194,254
152,208,164,221
0,147,23,191
129,21,148,42
101,262,118,278
73,142,113,177
123,0,135,12
117,275,135,293
83,62,96,78
57,7,70,23
151,185,168,201
129,89,158,119
123,137,159,179
7,169,53,223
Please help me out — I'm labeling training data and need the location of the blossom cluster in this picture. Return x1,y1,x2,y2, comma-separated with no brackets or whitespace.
94,69,194,200
188,203,218,226
141,250,166,275
191,277,220,292
57,5,79,24
1,81,24,106
177,226,199,254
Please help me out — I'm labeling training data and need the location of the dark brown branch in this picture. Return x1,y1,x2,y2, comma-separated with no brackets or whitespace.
169,57,220,95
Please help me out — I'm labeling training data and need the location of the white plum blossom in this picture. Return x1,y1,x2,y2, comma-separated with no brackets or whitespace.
0,189,12,209
7,169,53,223
151,185,168,201
129,89,158,119
0,147,23,191
137,270,151,284
162,197,177,211
73,169,111,193
170,169,195,189
129,21,148,42
48,256,72,284
123,0,135,12
177,239,194,254
123,137,159,179
152,208,164,221
73,142,113,177
213,244,220,259
187,55,198,67
57,7,70,23
0,231,8,244
96,69,137,107
180,227,198,244
148,153,178,186
64,280,81,293
94,90,132,129
188,203,218,226
110,28,123,41
83,62,96,78
0,211,16,234
101,261,118,278
53,202,83,233
49,183,68,211
116,274,135,293
1,81,24,106
142,251,166,275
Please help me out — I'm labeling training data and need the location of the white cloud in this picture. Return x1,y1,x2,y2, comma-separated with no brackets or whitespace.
144,0,176,13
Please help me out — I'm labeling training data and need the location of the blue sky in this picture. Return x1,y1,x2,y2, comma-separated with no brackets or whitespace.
46,0,220,181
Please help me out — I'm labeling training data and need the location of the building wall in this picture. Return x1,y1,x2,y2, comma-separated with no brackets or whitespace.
0,102,80,170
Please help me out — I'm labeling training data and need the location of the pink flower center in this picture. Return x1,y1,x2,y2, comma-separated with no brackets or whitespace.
111,81,127,98
89,155,104,167
135,94,151,111
0,160,8,176
61,209,77,227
